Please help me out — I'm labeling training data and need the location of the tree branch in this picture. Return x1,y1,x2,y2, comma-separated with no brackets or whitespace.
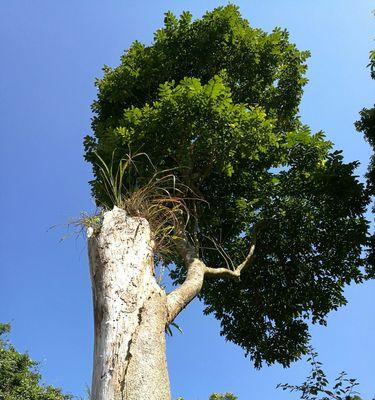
204,240,256,279
166,257,206,324
166,233,205,324
166,230,257,323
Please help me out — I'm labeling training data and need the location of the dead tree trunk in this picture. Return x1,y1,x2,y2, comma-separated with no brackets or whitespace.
88,207,170,400
87,206,255,399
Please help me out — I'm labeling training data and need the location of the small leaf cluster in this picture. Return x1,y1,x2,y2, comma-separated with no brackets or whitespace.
277,349,364,400
209,394,237,400
176,393,237,400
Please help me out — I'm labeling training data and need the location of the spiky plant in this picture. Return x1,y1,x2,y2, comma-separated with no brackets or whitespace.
92,151,196,261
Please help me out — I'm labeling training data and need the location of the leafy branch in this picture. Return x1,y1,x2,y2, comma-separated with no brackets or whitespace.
277,349,364,400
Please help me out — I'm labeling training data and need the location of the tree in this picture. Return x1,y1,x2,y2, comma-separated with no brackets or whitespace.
177,393,237,400
355,49,375,193
83,5,370,399
0,323,72,400
209,394,237,400
277,349,364,400
355,49,375,271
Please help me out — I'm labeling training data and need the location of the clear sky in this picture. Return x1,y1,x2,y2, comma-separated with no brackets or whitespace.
0,1,374,399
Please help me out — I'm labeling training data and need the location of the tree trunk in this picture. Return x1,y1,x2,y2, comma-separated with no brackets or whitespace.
87,207,170,400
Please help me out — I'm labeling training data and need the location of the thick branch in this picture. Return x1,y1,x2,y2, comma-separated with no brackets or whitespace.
166,234,205,323
166,258,206,324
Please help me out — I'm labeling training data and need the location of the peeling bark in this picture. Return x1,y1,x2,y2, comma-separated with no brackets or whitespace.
88,207,170,400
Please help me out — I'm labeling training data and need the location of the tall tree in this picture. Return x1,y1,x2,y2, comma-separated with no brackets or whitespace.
83,5,370,399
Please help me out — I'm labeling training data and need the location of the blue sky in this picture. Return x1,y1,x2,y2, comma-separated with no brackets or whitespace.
0,1,374,399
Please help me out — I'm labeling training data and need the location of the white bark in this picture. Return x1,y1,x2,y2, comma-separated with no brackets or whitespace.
88,207,170,400
86,206,256,399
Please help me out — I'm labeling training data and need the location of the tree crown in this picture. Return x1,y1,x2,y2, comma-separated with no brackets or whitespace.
84,5,370,368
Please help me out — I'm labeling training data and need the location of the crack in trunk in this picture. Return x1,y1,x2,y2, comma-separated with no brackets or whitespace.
88,207,170,400
121,303,145,398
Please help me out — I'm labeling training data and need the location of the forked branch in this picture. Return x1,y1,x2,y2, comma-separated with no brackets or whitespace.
204,239,256,279
166,230,257,323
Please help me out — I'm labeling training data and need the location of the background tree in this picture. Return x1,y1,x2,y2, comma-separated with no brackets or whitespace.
0,323,72,400
278,349,365,400
83,5,371,399
208,394,238,400
355,49,375,272
177,393,237,400
355,49,375,191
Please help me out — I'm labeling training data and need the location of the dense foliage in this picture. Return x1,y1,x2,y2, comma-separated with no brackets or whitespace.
0,323,71,400
85,5,370,367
